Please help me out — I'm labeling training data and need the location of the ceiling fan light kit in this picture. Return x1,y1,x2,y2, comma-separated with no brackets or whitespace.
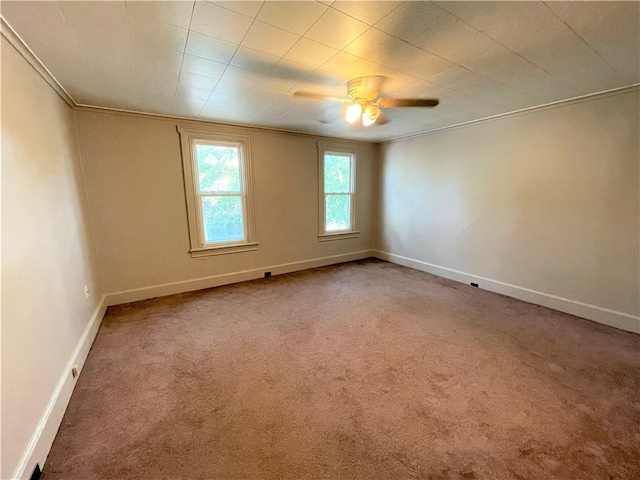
362,104,381,126
293,76,439,128
345,103,363,124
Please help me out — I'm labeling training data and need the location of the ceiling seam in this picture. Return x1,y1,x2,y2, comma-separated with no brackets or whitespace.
172,1,198,110
123,2,141,108
196,2,267,118
541,1,626,81
55,1,92,76
434,1,583,96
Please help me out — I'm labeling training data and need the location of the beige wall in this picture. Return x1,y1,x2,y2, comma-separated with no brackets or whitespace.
1,38,102,478
378,89,640,319
73,110,377,294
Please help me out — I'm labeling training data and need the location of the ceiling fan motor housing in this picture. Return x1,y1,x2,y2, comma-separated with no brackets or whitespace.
347,77,383,101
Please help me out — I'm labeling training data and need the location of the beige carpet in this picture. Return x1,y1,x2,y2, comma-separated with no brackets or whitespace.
44,259,639,479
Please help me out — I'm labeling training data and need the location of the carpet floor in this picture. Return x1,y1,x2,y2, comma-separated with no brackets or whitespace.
44,259,639,479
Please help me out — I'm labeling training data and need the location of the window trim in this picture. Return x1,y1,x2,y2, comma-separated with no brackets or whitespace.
177,126,258,257
317,141,360,241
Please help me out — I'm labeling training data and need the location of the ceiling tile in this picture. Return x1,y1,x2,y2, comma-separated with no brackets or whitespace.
225,103,269,120
125,1,194,29
343,27,391,62
76,71,140,109
190,2,253,44
176,85,213,101
315,51,376,82
461,49,525,77
284,38,338,70
219,65,263,87
363,66,421,94
181,54,228,80
426,67,481,90
128,16,188,56
399,80,445,98
135,49,183,84
230,46,280,75
257,1,328,35
1,1,90,86
172,97,208,117
305,8,369,49
235,91,277,109
425,25,511,68
436,1,560,48
207,1,264,18
511,27,624,93
372,34,457,80
137,90,176,114
206,89,243,105
479,57,581,102
200,100,234,118
241,21,300,57
256,76,299,94
331,1,402,26
256,99,298,119
178,72,220,90
276,58,321,84
4,0,637,142
375,2,458,52
185,31,237,64
545,1,640,85
58,1,136,75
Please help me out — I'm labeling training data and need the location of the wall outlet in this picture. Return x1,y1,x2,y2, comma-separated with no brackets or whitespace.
71,364,79,378
84,285,90,298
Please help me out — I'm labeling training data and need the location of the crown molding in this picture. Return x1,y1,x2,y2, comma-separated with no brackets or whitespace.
1,15,76,108
378,83,640,145
72,103,375,145
3,14,638,146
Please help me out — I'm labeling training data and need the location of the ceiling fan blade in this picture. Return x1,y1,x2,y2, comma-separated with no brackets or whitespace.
377,98,439,108
293,91,352,103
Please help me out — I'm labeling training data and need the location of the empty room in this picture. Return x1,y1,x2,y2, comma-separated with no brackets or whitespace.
2,1,639,479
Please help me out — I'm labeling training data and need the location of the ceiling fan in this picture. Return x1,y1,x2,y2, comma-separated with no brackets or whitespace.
293,76,439,127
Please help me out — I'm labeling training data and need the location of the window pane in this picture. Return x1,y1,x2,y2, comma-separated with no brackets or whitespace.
201,196,245,243
325,195,351,231
324,154,351,193
196,144,241,193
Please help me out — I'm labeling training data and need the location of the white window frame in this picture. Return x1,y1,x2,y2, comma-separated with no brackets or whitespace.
318,142,360,241
177,126,258,257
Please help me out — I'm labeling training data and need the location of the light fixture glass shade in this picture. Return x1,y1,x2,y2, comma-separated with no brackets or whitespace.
345,103,363,124
362,104,381,126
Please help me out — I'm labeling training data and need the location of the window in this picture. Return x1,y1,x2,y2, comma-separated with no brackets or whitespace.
318,143,359,240
178,126,257,257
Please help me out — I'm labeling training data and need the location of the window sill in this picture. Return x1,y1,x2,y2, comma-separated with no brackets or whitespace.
318,231,361,242
190,242,259,258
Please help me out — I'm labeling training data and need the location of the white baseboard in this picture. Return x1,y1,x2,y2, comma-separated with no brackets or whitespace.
12,250,374,479
13,295,109,480
106,250,376,306
374,250,640,334
18,248,632,480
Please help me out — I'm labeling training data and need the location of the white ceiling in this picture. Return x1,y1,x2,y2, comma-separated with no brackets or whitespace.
2,1,638,141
